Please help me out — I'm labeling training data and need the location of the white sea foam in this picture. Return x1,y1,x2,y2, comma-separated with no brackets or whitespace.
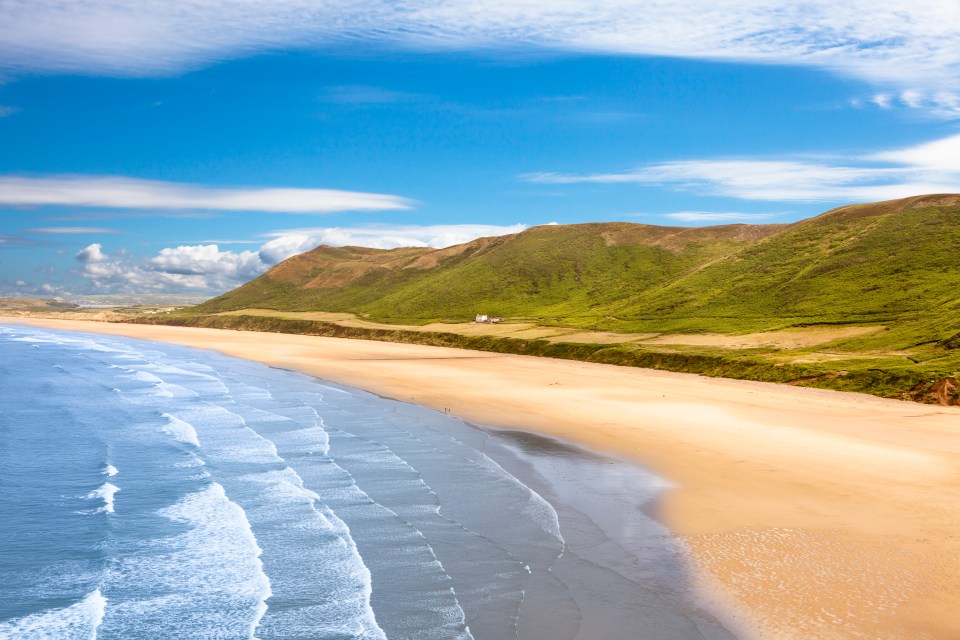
171,404,280,463
140,363,232,395
151,382,198,398
120,369,199,398
282,425,331,456
0,588,107,640
238,466,386,639
103,465,118,477
86,483,119,514
10,330,128,354
126,370,163,384
160,413,201,448
156,483,272,638
9,335,65,346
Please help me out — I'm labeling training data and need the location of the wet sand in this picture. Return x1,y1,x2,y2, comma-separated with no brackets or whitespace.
6,317,960,639
477,427,739,639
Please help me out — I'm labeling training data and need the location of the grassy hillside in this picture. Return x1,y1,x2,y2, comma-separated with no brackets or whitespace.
176,195,960,404
199,221,783,323
200,194,959,333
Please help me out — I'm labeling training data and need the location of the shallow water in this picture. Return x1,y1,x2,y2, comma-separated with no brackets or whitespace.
0,325,735,639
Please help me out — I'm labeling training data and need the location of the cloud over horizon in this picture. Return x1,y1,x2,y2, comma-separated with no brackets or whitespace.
75,242,265,293
26,226,121,235
1,2,960,115
258,223,528,265
69,223,528,294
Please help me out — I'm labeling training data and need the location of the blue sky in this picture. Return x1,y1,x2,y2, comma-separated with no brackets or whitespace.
1,1,959,297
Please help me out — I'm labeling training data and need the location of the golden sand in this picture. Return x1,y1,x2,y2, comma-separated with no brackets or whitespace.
6,317,959,639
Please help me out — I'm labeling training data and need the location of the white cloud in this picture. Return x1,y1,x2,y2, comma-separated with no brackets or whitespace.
885,90,960,117
662,212,782,222
76,243,269,293
0,175,413,213
26,226,121,234
70,224,529,294
0,105,18,117
259,223,528,264
867,132,960,173
900,90,923,109
2,1,960,114
76,243,108,263
148,244,264,279
523,132,960,202
15,279,25,286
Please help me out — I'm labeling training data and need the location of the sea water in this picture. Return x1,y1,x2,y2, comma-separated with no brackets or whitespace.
0,325,735,639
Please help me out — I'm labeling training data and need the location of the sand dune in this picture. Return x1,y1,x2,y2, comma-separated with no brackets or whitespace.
5,317,959,640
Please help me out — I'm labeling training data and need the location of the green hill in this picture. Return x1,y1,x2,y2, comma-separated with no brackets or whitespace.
175,194,960,404
200,194,960,333
199,222,784,324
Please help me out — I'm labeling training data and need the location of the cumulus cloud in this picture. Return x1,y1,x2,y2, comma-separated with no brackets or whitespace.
76,243,108,263
2,1,960,115
523,132,960,203
0,175,413,214
70,224,529,293
75,243,269,293
258,223,528,264
147,244,264,280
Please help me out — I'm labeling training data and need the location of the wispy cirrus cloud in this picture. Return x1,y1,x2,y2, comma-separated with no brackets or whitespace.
661,212,783,223
0,175,413,214
25,226,121,234
48,211,220,221
2,2,960,114
321,85,433,106
0,233,50,248
523,132,960,203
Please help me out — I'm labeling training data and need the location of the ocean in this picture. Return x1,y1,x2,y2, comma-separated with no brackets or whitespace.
0,324,736,639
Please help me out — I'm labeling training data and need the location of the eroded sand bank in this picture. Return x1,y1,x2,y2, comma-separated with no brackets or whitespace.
7,318,959,639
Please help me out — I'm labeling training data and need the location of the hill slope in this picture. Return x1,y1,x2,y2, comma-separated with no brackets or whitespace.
174,195,959,404
201,194,960,336
199,221,785,323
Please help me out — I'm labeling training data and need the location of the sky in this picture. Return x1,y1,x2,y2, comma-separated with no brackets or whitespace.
1,1,959,297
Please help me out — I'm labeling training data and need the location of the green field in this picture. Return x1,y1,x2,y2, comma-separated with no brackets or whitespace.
157,195,960,404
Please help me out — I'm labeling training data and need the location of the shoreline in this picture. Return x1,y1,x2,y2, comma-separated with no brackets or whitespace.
5,317,960,639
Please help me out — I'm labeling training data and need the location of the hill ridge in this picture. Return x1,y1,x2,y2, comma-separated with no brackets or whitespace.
201,194,960,336
160,194,959,404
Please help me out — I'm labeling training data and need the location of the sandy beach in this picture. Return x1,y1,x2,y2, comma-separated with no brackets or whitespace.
6,317,959,640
